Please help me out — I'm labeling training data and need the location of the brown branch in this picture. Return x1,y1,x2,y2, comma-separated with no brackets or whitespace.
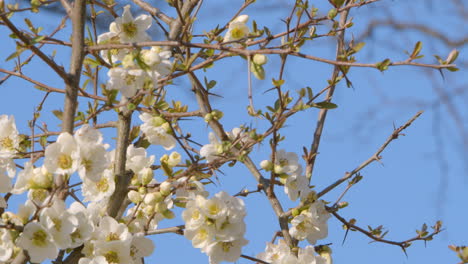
87,41,456,70
131,0,174,25
0,13,69,82
62,0,86,134
317,110,424,199
305,8,350,181
330,209,442,252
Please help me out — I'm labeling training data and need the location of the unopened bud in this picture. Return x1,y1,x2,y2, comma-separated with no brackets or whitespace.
128,190,142,204
159,181,172,196
260,160,273,171
253,54,268,65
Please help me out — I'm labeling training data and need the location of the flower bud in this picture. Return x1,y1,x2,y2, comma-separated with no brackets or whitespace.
260,160,273,171
140,167,154,185
168,152,181,167
273,164,284,174
128,190,142,204
253,54,268,65
204,113,213,122
159,181,172,196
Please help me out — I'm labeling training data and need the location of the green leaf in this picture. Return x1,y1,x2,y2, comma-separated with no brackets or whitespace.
313,101,338,109
272,78,285,87
410,41,423,58
52,110,63,120
31,35,45,44
351,42,365,54
5,51,21,62
375,58,391,72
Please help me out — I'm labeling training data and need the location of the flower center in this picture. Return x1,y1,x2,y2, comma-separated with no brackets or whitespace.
32,229,48,247
123,22,137,38
0,137,14,150
97,177,109,192
104,251,119,264
58,154,73,170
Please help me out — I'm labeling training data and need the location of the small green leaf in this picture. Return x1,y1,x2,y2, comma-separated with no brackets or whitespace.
313,101,338,109
52,110,63,120
410,41,423,58
375,58,391,72
272,78,285,87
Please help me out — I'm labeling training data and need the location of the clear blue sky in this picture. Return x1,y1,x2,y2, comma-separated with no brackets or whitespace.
0,0,466,263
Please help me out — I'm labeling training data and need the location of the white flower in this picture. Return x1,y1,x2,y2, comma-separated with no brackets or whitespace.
289,200,330,244
223,15,250,43
17,222,59,263
0,115,19,158
107,67,146,98
82,169,115,202
200,132,222,162
78,256,109,264
141,46,173,79
284,173,310,201
167,151,181,167
257,239,291,263
68,202,95,248
78,143,109,182
44,132,79,175
13,163,53,194
205,238,248,264
94,216,132,246
139,113,176,150
39,199,79,249
93,241,132,264
110,5,152,43
274,149,301,175
97,32,126,64
130,233,155,264
126,144,155,174
184,225,216,249
0,228,14,262
75,124,104,145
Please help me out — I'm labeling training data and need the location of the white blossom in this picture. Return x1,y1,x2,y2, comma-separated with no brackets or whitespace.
126,144,155,175
44,132,79,175
109,5,151,43
39,199,79,249
82,169,115,202
0,115,19,158
0,227,14,262
130,233,155,264
78,256,109,264
289,200,330,245
13,163,53,194
223,15,250,43
139,113,176,150
141,46,173,79
107,67,146,98
205,238,248,264
68,202,95,248
199,132,222,162
17,222,59,263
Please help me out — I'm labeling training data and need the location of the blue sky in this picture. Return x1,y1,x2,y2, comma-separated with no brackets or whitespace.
0,0,466,263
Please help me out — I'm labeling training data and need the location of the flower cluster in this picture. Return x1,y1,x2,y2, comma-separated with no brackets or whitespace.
139,113,176,150
257,239,332,264
289,200,330,244
182,191,248,264
200,127,249,163
98,5,173,98
261,149,311,201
